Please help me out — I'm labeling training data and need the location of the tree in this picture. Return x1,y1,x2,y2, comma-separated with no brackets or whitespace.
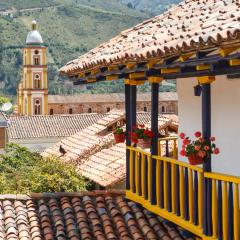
0,143,92,193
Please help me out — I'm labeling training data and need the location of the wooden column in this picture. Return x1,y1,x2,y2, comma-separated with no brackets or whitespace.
125,80,131,190
130,84,137,128
198,76,215,236
149,77,162,205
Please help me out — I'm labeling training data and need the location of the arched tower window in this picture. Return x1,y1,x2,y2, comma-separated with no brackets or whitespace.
107,107,110,112
50,109,53,115
161,106,165,113
33,50,40,65
69,108,73,114
34,73,41,89
88,108,92,113
34,99,41,115
143,106,147,112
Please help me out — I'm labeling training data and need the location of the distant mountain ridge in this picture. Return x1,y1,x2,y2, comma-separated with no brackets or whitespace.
0,0,178,95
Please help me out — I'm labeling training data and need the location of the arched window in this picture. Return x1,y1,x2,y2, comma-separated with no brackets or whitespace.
50,109,53,115
88,108,92,113
161,106,165,113
33,50,40,65
34,74,41,89
69,108,73,114
143,106,147,112
107,107,110,112
34,99,41,115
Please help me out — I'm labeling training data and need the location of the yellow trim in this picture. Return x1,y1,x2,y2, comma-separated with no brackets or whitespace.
198,173,203,228
147,60,159,69
141,153,146,199
212,179,217,238
107,66,119,71
230,59,240,66
148,76,163,83
204,172,240,184
124,79,130,85
91,68,100,75
233,183,239,240
163,161,168,210
220,46,239,57
148,156,151,200
130,150,134,192
44,94,48,115
126,63,136,69
161,68,180,74
106,75,119,81
156,159,160,206
222,182,228,240
179,166,184,218
129,72,145,79
129,80,145,85
196,64,211,71
188,169,193,223
135,152,139,194
197,76,215,84
171,164,176,213
179,53,194,62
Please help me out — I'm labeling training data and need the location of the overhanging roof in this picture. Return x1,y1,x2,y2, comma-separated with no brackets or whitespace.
60,0,240,83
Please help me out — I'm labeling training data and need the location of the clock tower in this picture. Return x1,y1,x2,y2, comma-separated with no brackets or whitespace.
17,20,48,115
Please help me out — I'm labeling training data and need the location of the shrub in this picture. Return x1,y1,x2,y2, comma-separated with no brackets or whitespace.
0,143,91,193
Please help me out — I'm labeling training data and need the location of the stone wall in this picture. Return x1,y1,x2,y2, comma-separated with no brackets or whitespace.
48,101,178,115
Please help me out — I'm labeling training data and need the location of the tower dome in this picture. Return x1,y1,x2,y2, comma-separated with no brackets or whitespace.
26,20,43,45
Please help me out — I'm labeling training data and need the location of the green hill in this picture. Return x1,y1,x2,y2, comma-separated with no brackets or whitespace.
0,0,177,95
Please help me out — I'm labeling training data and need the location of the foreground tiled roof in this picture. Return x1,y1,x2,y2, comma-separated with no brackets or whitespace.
8,114,105,139
48,92,177,104
60,0,240,75
0,191,194,240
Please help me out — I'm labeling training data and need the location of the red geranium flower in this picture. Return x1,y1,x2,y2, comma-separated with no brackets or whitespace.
195,145,201,151
214,148,220,155
209,136,215,141
183,138,190,145
204,145,210,151
195,131,201,138
180,149,186,156
139,124,145,128
180,132,186,139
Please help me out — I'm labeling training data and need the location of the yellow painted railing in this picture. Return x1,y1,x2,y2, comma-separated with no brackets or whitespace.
158,136,178,158
204,172,240,240
126,146,240,239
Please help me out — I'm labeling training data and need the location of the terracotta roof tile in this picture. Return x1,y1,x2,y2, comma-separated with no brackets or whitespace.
60,0,240,75
8,113,105,139
43,111,178,186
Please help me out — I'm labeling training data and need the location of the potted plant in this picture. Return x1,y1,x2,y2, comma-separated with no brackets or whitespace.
113,127,125,143
179,131,220,165
130,124,154,149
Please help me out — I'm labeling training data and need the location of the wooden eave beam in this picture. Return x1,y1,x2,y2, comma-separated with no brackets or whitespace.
219,46,240,57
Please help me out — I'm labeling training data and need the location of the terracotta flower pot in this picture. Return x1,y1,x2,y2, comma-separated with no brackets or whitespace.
114,133,125,143
188,154,204,165
137,138,151,149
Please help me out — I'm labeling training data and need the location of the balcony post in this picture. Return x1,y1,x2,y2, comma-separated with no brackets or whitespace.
149,77,162,205
125,80,131,190
198,76,215,236
130,85,137,128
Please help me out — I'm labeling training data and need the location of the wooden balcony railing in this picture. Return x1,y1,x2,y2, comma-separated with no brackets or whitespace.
126,146,240,240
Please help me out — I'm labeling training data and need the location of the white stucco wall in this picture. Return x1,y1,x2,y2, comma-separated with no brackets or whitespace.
177,75,240,176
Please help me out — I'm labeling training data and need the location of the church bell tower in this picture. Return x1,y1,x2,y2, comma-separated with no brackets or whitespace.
17,20,48,116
